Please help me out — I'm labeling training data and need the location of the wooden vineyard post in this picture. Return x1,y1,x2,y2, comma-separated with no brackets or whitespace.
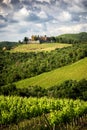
53,124,55,130
43,113,52,130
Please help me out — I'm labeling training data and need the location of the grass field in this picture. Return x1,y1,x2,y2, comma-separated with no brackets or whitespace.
15,57,87,89
10,43,71,52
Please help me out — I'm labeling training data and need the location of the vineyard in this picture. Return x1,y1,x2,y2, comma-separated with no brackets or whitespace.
0,96,87,130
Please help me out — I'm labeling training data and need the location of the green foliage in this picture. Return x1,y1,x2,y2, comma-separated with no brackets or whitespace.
1,44,87,86
0,79,87,100
23,37,29,44
0,96,87,126
48,79,87,100
0,84,17,96
56,32,87,44
0,41,19,50
17,86,46,97
16,57,87,88
49,100,87,126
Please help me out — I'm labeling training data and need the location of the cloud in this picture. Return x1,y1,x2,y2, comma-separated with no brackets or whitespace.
0,0,3,3
59,23,87,34
2,0,11,5
0,14,8,28
45,22,87,36
57,11,72,22
37,10,48,19
0,0,87,41
0,15,7,22
0,22,7,28
11,0,20,4
36,0,50,3
81,0,87,8
13,7,29,21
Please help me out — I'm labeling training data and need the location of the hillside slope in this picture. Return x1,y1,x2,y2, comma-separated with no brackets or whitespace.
10,43,71,52
56,32,87,43
16,57,87,88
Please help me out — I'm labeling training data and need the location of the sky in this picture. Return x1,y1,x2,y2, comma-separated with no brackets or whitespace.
0,0,87,41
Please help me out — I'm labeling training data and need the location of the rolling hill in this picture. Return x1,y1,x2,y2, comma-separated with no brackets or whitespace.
56,32,87,43
10,43,71,52
16,57,87,89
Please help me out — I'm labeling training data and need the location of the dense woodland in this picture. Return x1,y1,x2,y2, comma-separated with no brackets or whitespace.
0,43,87,100
1,44,87,86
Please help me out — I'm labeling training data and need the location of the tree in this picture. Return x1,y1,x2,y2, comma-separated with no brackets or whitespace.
50,37,56,42
23,37,29,44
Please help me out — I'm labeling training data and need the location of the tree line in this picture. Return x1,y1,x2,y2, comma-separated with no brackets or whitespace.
0,79,87,100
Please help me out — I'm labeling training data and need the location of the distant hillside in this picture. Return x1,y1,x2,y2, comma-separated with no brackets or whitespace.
0,41,19,50
16,57,87,89
56,32,87,44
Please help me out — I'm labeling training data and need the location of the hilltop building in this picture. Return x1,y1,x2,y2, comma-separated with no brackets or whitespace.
23,35,55,44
